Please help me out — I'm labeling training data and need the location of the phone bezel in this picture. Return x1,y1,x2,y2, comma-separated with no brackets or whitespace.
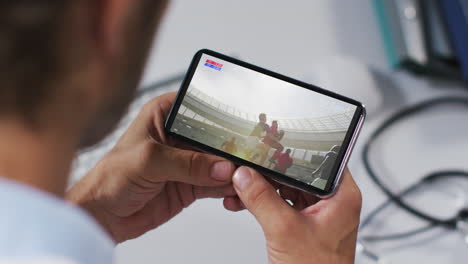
164,49,366,197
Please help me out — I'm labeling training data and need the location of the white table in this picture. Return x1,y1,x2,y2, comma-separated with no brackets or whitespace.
80,1,468,263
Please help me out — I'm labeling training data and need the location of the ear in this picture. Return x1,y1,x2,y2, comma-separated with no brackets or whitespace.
62,0,138,120
88,0,136,58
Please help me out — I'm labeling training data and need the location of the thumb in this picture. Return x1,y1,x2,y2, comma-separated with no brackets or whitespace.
233,167,297,233
123,140,235,187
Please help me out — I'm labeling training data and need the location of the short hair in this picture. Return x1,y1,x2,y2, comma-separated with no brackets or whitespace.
0,0,167,125
285,149,291,154
259,113,266,118
0,1,70,119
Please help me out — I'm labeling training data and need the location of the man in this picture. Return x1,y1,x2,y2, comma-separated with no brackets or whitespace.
310,145,341,189
258,121,284,165
245,113,269,160
272,149,294,174
0,1,362,264
221,136,238,155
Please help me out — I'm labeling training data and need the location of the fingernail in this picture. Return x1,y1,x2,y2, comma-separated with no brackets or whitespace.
211,161,232,181
233,167,252,191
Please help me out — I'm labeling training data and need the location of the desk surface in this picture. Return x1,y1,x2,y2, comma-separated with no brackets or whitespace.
73,1,468,263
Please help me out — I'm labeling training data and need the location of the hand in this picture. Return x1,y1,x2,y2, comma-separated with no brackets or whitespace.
225,167,361,264
67,93,236,242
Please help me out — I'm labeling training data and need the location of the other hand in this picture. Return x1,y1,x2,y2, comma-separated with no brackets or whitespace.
226,167,361,264
67,93,236,242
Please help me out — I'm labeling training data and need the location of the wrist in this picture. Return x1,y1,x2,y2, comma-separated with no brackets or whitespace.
66,168,117,241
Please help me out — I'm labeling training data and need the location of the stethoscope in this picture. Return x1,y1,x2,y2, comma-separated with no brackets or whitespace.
359,97,468,262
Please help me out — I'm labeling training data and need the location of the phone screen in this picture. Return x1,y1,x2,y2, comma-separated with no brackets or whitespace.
166,50,364,194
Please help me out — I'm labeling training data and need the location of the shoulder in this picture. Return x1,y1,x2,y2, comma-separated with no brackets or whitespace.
0,179,114,264
0,256,80,264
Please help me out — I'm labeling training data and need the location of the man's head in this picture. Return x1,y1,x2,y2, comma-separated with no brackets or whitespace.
259,113,266,123
285,149,291,155
272,120,278,128
330,145,341,153
0,0,168,148
231,137,236,143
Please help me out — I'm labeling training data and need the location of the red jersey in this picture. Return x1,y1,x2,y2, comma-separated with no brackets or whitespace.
263,126,280,146
273,153,293,173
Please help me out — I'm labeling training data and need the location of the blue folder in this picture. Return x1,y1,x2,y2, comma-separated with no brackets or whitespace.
440,0,468,81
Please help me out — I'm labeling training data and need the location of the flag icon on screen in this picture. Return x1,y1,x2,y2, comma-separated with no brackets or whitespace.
204,59,223,71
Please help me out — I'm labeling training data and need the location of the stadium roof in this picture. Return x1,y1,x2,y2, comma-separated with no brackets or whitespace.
187,87,355,132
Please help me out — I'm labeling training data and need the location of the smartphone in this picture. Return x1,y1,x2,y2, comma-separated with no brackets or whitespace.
165,49,365,197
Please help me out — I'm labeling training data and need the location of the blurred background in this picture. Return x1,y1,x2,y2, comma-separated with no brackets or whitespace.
72,0,468,263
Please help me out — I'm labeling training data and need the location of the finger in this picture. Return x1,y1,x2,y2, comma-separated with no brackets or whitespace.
265,177,282,190
223,196,245,212
150,92,177,144
294,193,320,211
194,184,237,199
278,186,299,202
324,169,362,213
232,166,298,233
302,169,362,225
278,186,309,210
157,92,177,116
117,92,177,146
278,186,301,207
143,141,236,186
172,141,200,152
